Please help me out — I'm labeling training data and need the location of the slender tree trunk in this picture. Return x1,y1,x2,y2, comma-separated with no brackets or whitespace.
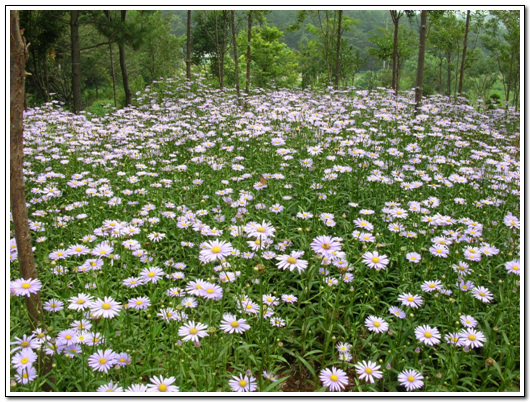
231,11,241,105
415,10,427,112
446,52,451,96
214,11,223,89
334,10,342,90
119,11,132,106
109,42,117,107
246,10,252,94
220,11,227,89
186,10,192,80
70,10,82,113
390,10,402,95
458,10,471,96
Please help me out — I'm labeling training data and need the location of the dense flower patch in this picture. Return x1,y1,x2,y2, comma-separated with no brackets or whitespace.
9,75,520,393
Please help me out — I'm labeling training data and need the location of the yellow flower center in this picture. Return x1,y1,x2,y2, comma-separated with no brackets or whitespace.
102,303,111,310
211,246,222,253
158,384,167,392
330,374,339,382
76,299,85,304
106,389,114,392
372,257,380,263
20,358,29,364
22,373,28,378
100,250,107,255
99,358,107,365
207,288,214,294
407,296,414,302
257,227,266,233
322,243,331,250
373,321,380,327
429,284,435,288
21,283,31,289
462,285,468,289
365,368,373,374
136,300,143,305
424,332,432,338
468,334,476,341
130,280,136,284
287,257,297,264
21,341,30,347
75,247,82,252
246,304,253,310
459,266,466,271
57,252,63,256
148,272,155,277
479,292,485,297
231,321,239,328
239,380,247,387
189,328,198,335
65,335,72,340
408,376,415,382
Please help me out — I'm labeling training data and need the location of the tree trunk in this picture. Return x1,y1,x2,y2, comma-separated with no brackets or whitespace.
109,42,117,107
119,11,132,106
220,11,227,90
414,10,427,112
246,10,252,94
10,9,45,330
334,10,342,90
231,11,241,105
70,10,82,113
186,10,192,80
458,10,471,96
390,10,402,95
446,52,451,96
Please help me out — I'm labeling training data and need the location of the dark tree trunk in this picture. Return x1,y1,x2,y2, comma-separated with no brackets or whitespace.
415,10,427,112
458,10,471,96
10,9,44,330
104,11,117,107
231,11,241,105
109,42,117,107
246,10,252,94
446,52,452,96
214,11,223,89
220,11,228,90
390,10,402,95
186,10,192,80
70,10,82,113
334,10,342,90
119,11,132,106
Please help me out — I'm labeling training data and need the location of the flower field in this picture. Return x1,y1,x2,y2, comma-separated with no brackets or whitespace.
9,76,521,393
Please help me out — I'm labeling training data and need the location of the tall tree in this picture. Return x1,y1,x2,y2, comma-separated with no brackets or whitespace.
119,10,132,106
231,10,241,104
246,10,252,94
415,10,428,111
103,11,118,107
186,10,192,80
10,9,45,330
389,10,404,94
334,10,343,89
457,10,471,96
70,10,82,113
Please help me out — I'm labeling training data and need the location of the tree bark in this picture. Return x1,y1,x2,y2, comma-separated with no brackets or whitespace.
186,10,192,80
70,10,82,113
414,10,427,112
119,10,132,106
231,11,241,105
390,10,402,95
457,10,471,96
246,10,252,94
334,10,342,90
10,9,45,330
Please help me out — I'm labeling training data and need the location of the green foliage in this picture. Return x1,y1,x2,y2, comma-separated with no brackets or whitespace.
238,25,299,89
